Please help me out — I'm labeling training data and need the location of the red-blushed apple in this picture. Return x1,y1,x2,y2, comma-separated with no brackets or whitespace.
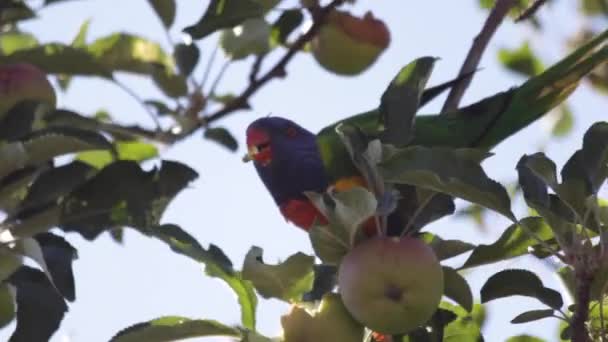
281,292,364,342
311,10,390,76
0,63,56,118
338,236,443,334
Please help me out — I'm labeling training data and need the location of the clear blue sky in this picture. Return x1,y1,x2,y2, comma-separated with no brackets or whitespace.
6,0,607,341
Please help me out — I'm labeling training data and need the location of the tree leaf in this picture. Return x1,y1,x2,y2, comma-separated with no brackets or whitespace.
242,247,314,302
58,18,91,90
146,224,257,330
270,9,303,46
77,140,159,169
110,316,241,342
0,1,35,24
173,43,200,76
60,161,197,239
148,0,176,28
0,285,15,329
33,232,78,302
442,266,473,312
301,264,337,302
498,41,544,77
550,105,574,137
439,302,484,342
0,44,111,77
379,56,436,147
461,217,554,269
204,127,238,151
6,266,68,342
421,233,475,261
379,146,514,220
183,0,265,40
220,18,271,60
510,309,554,324
506,334,547,342
481,269,563,309
0,31,38,54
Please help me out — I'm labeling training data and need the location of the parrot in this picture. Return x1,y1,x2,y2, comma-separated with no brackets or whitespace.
244,29,608,235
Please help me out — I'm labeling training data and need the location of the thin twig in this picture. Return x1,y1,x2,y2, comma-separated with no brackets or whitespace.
201,0,345,125
200,44,219,90
114,80,162,130
208,60,231,97
441,0,517,114
515,0,549,22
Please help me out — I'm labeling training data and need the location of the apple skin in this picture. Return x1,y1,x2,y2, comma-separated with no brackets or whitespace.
338,236,443,334
281,293,364,342
0,63,56,118
311,11,390,76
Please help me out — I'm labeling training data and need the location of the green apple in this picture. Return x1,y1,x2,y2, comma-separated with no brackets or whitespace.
281,293,364,342
0,63,56,119
338,236,443,334
311,10,390,76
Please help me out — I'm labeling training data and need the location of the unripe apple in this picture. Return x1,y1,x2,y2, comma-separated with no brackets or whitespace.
0,63,56,119
338,236,443,334
311,10,390,76
281,293,364,342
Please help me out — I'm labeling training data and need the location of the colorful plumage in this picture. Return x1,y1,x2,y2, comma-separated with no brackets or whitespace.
245,29,608,234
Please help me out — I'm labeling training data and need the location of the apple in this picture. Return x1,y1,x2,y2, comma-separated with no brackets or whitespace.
0,63,56,118
311,10,390,76
281,293,364,342
338,236,443,334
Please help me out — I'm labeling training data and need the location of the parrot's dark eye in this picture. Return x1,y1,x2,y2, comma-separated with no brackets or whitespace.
257,142,270,151
286,126,298,138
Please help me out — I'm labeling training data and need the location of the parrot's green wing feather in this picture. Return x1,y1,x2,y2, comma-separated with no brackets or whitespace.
317,28,608,181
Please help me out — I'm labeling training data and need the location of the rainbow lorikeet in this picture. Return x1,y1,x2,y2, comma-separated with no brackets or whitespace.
245,29,608,234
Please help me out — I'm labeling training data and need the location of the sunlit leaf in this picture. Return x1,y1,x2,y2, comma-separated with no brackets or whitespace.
499,41,544,77
0,31,38,54
111,316,241,342
220,18,271,60
77,140,159,169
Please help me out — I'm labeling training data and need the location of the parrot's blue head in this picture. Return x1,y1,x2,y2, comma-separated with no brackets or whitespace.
245,116,329,205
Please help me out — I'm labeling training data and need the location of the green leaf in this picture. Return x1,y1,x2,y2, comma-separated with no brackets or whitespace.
204,127,238,151
498,41,544,77
379,57,437,147
510,309,555,324
110,316,241,342
58,19,92,90
183,0,265,40
439,302,484,342
0,1,35,24
550,105,574,137
0,31,38,54
87,33,187,97
506,334,546,342
0,127,113,179
220,18,271,60
0,249,22,282
148,0,176,28
588,299,608,339
242,247,314,302
146,224,257,330
0,44,111,77
173,43,199,76
421,233,475,261
442,266,473,312
481,269,563,309
579,121,608,193
379,146,514,220
60,161,197,239
581,0,608,16
461,217,554,269
77,140,159,169
270,9,303,46
0,285,15,329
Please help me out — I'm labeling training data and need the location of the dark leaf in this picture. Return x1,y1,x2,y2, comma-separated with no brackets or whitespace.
421,233,475,261
481,269,563,309
148,0,176,28
242,247,314,302
0,285,15,329
204,127,238,151
443,266,473,312
60,161,197,239
461,217,554,269
379,146,514,220
183,0,265,40
302,264,337,302
6,266,67,342
110,316,241,342
173,43,200,76
379,57,436,147
0,1,35,25
0,100,40,141
270,9,303,46
144,100,175,116
33,232,77,301
147,224,257,330
510,309,554,324
505,334,546,342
